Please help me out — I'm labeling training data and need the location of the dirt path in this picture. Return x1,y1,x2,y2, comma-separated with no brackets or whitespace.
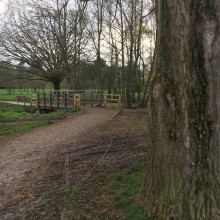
0,107,117,220
0,101,31,105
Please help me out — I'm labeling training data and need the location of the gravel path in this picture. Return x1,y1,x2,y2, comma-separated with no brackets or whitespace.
0,101,31,105
0,107,116,220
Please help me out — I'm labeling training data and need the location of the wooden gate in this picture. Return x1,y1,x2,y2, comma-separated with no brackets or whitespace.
103,94,121,108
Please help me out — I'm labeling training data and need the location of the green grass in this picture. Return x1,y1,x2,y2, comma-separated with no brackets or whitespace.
0,103,37,121
0,120,54,136
0,89,34,101
49,108,78,116
0,102,78,135
0,102,78,121
63,188,71,196
107,163,148,220
0,102,36,113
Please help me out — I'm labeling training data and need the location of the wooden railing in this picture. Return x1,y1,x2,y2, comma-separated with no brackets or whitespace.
30,94,37,106
79,90,103,107
31,90,103,110
103,94,121,109
31,90,121,110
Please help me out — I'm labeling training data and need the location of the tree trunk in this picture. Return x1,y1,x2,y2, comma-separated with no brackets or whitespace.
52,80,61,90
138,1,220,219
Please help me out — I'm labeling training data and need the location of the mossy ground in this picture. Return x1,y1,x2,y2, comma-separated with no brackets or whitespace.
41,163,148,220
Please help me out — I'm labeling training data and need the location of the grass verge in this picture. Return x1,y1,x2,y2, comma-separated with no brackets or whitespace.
0,89,32,101
0,102,78,121
0,102,78,135
0,102,37,121
0,120,54,136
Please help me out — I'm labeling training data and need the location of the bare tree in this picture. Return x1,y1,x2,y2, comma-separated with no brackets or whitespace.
0,0,88,90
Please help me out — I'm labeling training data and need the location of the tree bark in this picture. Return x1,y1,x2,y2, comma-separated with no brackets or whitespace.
52,80,61,90
138,1,220,219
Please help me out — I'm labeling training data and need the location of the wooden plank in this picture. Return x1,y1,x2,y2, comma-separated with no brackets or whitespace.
81,97,100,103
99,90,103,107
104,94,121,96
78,94,80,108
49,91,52,110
37,92,40,109
79,102,101,105
104,94,107,107
43,91,46,109
73,91,76,108
106,98,120,101
118,94,121,108
56,91,59,109
91,90,93,107
73,93,76,108
74,90,85,93
80,97,101,100
64,91,66,109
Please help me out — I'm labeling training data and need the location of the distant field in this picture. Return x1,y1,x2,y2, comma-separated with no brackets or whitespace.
0,89,35,102
0,89,118,102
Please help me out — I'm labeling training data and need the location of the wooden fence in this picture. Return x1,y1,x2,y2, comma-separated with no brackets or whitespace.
31,90,121,110
103,94,121,108
31,90,102,110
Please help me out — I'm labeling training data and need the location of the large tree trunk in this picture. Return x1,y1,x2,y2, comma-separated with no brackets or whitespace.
52,80,61,90
138,1,220,219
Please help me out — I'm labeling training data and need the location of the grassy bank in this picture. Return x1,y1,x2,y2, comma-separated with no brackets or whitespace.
0,120,54,136
0,102,78,135
0,102,78,121
0,103,37,121
0,89,33,101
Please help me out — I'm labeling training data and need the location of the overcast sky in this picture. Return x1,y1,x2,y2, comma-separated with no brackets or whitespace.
0,0,6,14
0,0,7,13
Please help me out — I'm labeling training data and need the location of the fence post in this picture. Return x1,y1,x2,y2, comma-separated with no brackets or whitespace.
43,91,46,109
91,90,93,107
49,91,52,110
78,94,81,109
73,94,80,109
56,91,59,110
73,93,76,108
72,91,75,108
37,92,40,110
83,91,85,106
118,94,121,109
64,91,66,109
30,94,32,106
104,94,107,107
100,90,103,107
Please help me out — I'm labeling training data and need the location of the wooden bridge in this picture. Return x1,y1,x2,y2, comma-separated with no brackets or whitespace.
31,90,121,110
